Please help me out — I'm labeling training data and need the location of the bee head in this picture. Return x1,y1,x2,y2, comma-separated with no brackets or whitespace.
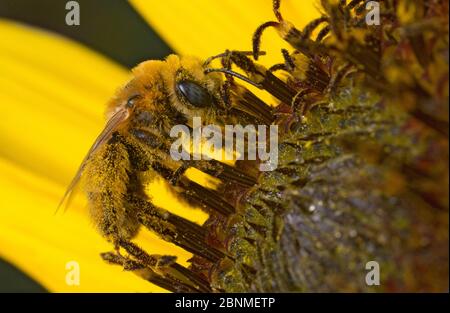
130,55,227,127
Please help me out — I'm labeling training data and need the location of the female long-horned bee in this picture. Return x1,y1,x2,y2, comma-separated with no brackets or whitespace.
60,53,287,292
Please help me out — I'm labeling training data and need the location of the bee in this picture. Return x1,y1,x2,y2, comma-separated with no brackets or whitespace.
60,53,278,292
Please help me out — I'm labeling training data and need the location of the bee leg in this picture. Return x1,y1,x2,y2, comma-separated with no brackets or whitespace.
206,51,291,117
116,239,211,292
220,79,233,109
226,51,298,106
220,49,235,110
213,50,275,124
116,239,176,270
101,251,200,293
206,54,284,123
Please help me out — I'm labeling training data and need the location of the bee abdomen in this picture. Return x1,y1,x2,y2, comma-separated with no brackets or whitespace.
83,136,139,241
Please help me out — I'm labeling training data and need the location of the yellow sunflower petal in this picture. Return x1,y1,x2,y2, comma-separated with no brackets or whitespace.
130,0,320,67
0,20,126,186
0,20,198,292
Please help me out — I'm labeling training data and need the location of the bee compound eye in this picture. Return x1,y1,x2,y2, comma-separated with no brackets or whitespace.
176,80,213,108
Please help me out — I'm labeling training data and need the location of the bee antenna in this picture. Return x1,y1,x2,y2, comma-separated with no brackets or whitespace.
204,68,263,89
203,51,266,67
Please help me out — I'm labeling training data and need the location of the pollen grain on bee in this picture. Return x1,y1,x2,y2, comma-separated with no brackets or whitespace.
169,117,279,171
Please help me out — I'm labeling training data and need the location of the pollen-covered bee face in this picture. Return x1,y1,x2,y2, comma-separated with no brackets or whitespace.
120,54,227,131
104,53,275,139
61,48,278,292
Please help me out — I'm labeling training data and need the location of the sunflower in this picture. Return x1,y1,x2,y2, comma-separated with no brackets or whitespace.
0,0,320,292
